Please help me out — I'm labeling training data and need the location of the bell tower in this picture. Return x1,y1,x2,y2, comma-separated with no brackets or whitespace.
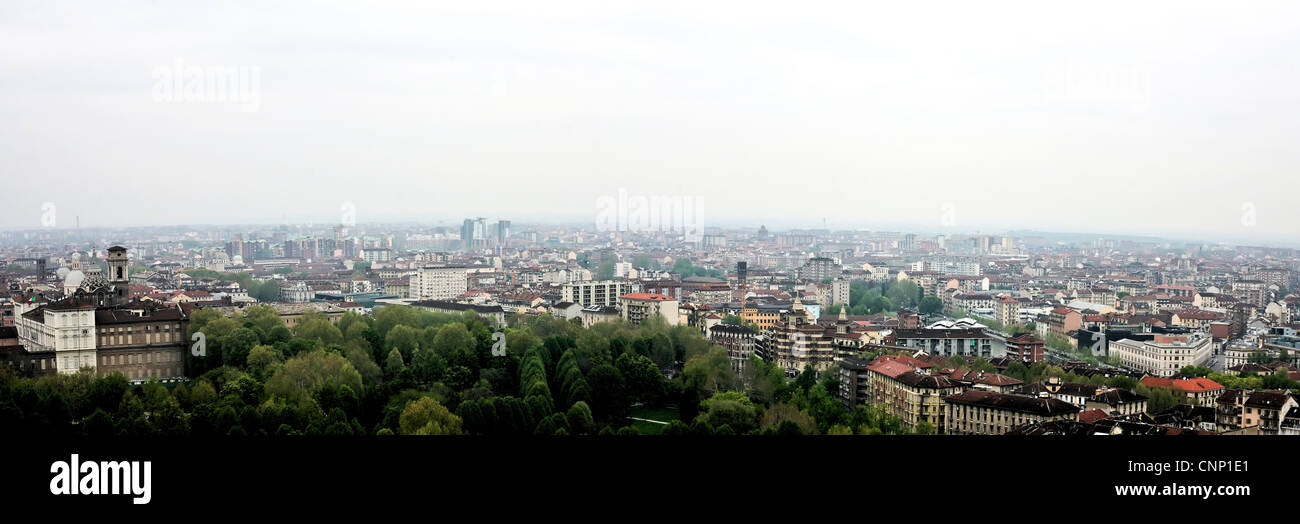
106,246,129,305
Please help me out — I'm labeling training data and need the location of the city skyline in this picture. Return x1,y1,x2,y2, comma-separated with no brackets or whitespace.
4,216,1297,252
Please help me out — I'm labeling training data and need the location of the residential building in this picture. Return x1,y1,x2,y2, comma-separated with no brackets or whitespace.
1109,333,1212,378
943,390,1080,435
563,280,639,308
409,265,470,300
710,324,757,374
1005,333,1045,362
618,293,679,326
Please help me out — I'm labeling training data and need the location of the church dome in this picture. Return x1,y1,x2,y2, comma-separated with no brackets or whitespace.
80,273,109,293
64,269,85,288
56,267,70,279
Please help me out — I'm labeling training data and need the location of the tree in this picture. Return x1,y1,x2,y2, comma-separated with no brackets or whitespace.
760,403,816,434
398,397,463,435
919,296,943,315
373,305,421,338
265,350,364,405
384,348,406,378
587,364,629,422
1003,361,1029,381
616,352,665,404
1262,367,1296,390
222,326,260,366
565,401,596,435
246,345,285,379
385,324,421,362
411,346,447,383
683,346,739,395
805,383,845,432
241,305,287,337
344,343,383,387
697,391,758,434
430,323,477,365
596,261,616,280
506,329,541,358
294,316,343,348
1141,386,1185,414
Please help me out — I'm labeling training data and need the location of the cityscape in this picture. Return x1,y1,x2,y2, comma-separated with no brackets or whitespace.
2,0,1295,508
2,220,1296,437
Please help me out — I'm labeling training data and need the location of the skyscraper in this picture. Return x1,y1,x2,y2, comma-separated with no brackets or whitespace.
495,220,511,248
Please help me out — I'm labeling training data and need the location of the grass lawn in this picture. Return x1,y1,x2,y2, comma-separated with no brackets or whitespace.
628,405,681,435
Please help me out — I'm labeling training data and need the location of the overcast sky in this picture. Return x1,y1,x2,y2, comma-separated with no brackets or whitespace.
2,1,1298,245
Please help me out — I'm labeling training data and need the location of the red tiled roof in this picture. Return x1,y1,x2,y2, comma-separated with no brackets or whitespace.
1140,376,1224,392
866,359,918,379
1078,409,1109,424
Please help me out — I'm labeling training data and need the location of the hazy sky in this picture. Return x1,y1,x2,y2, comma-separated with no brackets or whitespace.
2,1,1298,245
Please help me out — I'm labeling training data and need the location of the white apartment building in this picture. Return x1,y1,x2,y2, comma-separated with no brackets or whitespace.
544,268,590,284
409,265,470,300
953,293,995,315
562,280,639,307
614,262,633,278
1109,334,1212,378
361,247,393,263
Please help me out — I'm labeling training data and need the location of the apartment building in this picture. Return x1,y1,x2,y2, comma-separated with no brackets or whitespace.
765,300,836,373
890,326,994,359
1005,333,1045,362
797,257,840,282
840,354,962,431
618,293,679,326
943,390,1080,435
1017,378,1148,416
1045,307,1082,339
1109,333,1212,378
709,324,757,375
409,265,470,300
996,296,1020,328
563,280,639,307
1215,389,1300,435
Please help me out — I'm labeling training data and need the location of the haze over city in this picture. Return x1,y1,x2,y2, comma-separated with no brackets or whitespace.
2,1,1298,245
